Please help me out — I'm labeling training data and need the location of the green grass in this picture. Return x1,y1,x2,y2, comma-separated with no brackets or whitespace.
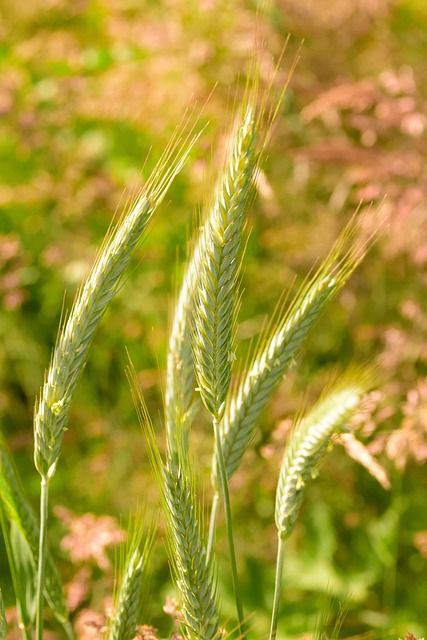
0,52,396,640
1,2,427,638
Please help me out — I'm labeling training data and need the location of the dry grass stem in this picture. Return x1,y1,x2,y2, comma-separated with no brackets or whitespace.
339,432,391,490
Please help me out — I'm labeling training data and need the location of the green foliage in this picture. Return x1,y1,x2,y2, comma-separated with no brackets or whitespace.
1,65,387,639
1,1,426,638
8,522,37,634
0,433,70,628
0,588,7,640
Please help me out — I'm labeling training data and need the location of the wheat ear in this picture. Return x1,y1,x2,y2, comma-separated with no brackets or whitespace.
166,44,296,458
0,433,71,631
190,98,264,635
269,367,377,640
109,525,155,640
213,211,382,489
313,594,349,640
163,461,219,640
128,366,220,640
191,102,258,421
34,127,199,481
33,125,200,640
165,237,202,461
275,366,377,539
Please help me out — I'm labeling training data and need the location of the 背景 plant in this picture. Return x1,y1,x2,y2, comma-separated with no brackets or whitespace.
0,58,389,640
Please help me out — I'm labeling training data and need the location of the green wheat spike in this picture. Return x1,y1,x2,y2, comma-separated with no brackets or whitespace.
269,367,378,640
128,365,220,640
191,102,258,421
275,366,377,540
109,524,155,640
165,236,202,460
213,211,381,488
34,127,201,481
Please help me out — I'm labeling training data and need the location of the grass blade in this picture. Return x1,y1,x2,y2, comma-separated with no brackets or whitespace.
10,521,37,632
0,588,7,640
0,506,33,640
0,432,71,630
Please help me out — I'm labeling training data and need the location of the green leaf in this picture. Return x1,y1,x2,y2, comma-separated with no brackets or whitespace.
0,432,72,632
0,504,33,640
0,588,7,640
10,521,37,628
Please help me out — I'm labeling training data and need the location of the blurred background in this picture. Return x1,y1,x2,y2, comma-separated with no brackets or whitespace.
0,0,426,638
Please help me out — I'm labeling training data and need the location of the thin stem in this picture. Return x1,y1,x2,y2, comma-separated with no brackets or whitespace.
36,476,49,640
206,492,220,566
269,535,286,640
382,469,402,639
213,418,245,638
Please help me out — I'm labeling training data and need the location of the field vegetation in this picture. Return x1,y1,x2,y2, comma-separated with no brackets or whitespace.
0,1,426,639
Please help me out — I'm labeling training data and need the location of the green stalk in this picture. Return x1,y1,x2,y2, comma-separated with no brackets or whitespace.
206,492,219,566
213,418,244,638
269,536,286,640
35,477,49,640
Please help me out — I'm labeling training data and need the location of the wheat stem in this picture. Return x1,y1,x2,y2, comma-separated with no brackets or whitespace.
213,418,245,637
269,536,286,640
206,491,220,566
35,476,49,640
